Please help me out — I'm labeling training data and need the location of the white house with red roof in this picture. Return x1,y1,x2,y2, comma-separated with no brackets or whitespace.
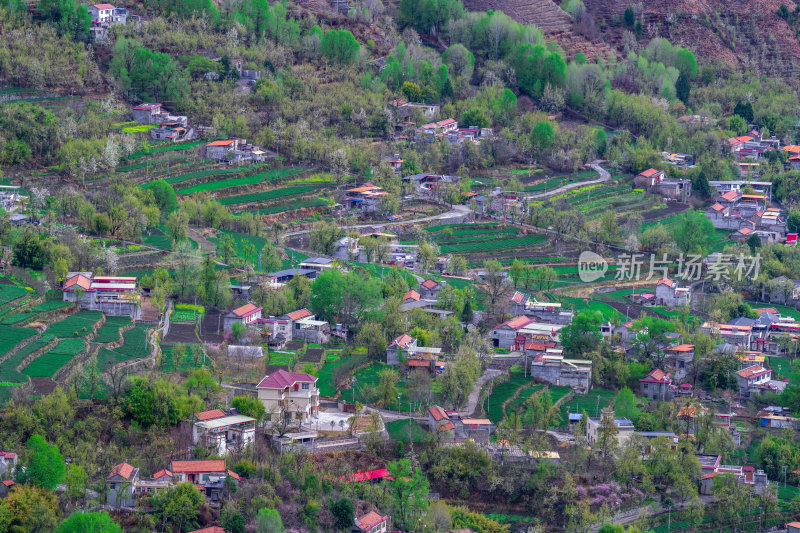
62,272,140,318
88,3,115,23
171,460,235,501
633,168,666,188
639,369,673,401
223,302,263,333
352,511,389,533
206,139,244,160
280,308,330,344
257,369,319,421
0,451,16,475
490,315,535,350
655,278,691,307
737,365,772,399
387,333,416,365
664,344,695,380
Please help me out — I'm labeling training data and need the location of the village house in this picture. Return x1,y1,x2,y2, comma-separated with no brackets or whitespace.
490,316,533,350
223,302,263,333
384,154,403,174
387,334,416,365
427,405,456,437
655,278,691,307
62,273,141,318
709,180,773,200
391,98,440,119
193,409,256,455
88,3,136,41
0,186,23,212
415,118,459,141
171,460,236,501
700,322,753,347
736,365,773,399
418,279,442,299
586,407,635,448
257,369,319,421
257,316,291,349
342,183,388,212
0,451,16,476
150,122,193,142
299,257,335,274
132,103,187,127
107,462,139,507
205,139,242,161
527,353,592,393
664,344,695,380
288,309,330,344
508,292,575,324
353,511,389,533
403,289,421,303
639,369,673,401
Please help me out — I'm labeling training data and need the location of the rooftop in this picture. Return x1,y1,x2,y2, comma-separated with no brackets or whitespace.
171,460,226,473
256,369,317,389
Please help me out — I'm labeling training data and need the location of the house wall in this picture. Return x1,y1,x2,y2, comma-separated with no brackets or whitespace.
491,327,517,350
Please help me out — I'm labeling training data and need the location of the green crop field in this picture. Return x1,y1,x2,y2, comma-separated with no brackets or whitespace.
94,316,133,343
0,335,54,384
172,304,204,323
176,166,310,194
425,222,501,233
505,384,544,415
486,373,531,423
256,197,328,215
114,323,152,358
0,327,37,357
317,356,362,397
548,385,572,404
386,419,430,443
523,171,597,192
22,338,86,377
1,313,35,325
0,284,29,305
125,140,205,161
555,388,617,426
162,166,249,185
217,185,324,206
439,234,546,254
29,300,72,313
560,296,628,322
47,311,103,338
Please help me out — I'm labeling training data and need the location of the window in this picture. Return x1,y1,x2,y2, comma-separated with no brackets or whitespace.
302,383,309,390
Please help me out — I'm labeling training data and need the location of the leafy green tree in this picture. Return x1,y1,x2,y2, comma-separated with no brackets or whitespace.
355,321,387,360
531,121,555,153
671,210,716,255
329,497,354,531
614,387,640,423
12,227,48,269
308,221,342,255
387,460,430,529
675,72,690,105
321,29,360,64
438,346,481,408
24,434,65,491
55,511,122,533
124,377,201,428
310,269,381,329
459,108,490,128
728,114,747,136
231,395,266,422
624,6,635,27
560,310,602,357
149,179,178,214
747,232,762,254
38,0,90,39
255,507,285,533
632,315,674,367
733,101,754,123
150,482,203,533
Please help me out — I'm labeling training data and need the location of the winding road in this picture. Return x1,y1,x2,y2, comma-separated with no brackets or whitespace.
524,160,610,200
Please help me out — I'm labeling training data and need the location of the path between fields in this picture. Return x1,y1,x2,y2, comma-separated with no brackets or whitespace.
461,368,503,417
524,160,610,200
186,228,218,255
283,204,471,237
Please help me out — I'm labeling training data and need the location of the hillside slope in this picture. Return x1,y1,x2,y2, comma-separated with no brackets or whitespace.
465,0,800,76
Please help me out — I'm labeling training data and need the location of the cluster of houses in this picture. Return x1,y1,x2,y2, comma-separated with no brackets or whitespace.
705,187,787,244
203,138,270,164
427,406,494,442
223,303,331,348
726,129,781,177
132,103,194,143
413,118,490,144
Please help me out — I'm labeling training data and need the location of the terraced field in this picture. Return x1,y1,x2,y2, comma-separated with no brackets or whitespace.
486,373,531,424
256,197,328,215
176,166,311,194
22,338,86,378
94,316,133,343
47,311,104,338
0,284,29,306
216,185,327,206
0,335,56,385
0,327,38,358
439,234,546,254
163,166,249,186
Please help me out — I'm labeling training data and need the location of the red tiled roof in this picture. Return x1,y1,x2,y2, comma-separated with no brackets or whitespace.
188,528,226,533
657,278,674,287
64,274,92,291
93,3,115,9
408,359,431,367
429,405,448,421
286,308,312,321
708,203,725,212
153,469,172,479
638,168,660,178
227,470,241,480
232,303,262,318
641,368,671,383
495,316,534,331
403,290,421,301
737,227,753,235
390,334,414,349
510,291,527,304
256,369,317,389
109,462,135,480
207,139,236,147
171,460,226,474
737,365,770,380
196,409,226,421
524,341,548,352
668,344,695,352
0,452,16,459
720,190,739,202
356,511,387,532
462,418,492,425
1,480,13,487
420,279,439,289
